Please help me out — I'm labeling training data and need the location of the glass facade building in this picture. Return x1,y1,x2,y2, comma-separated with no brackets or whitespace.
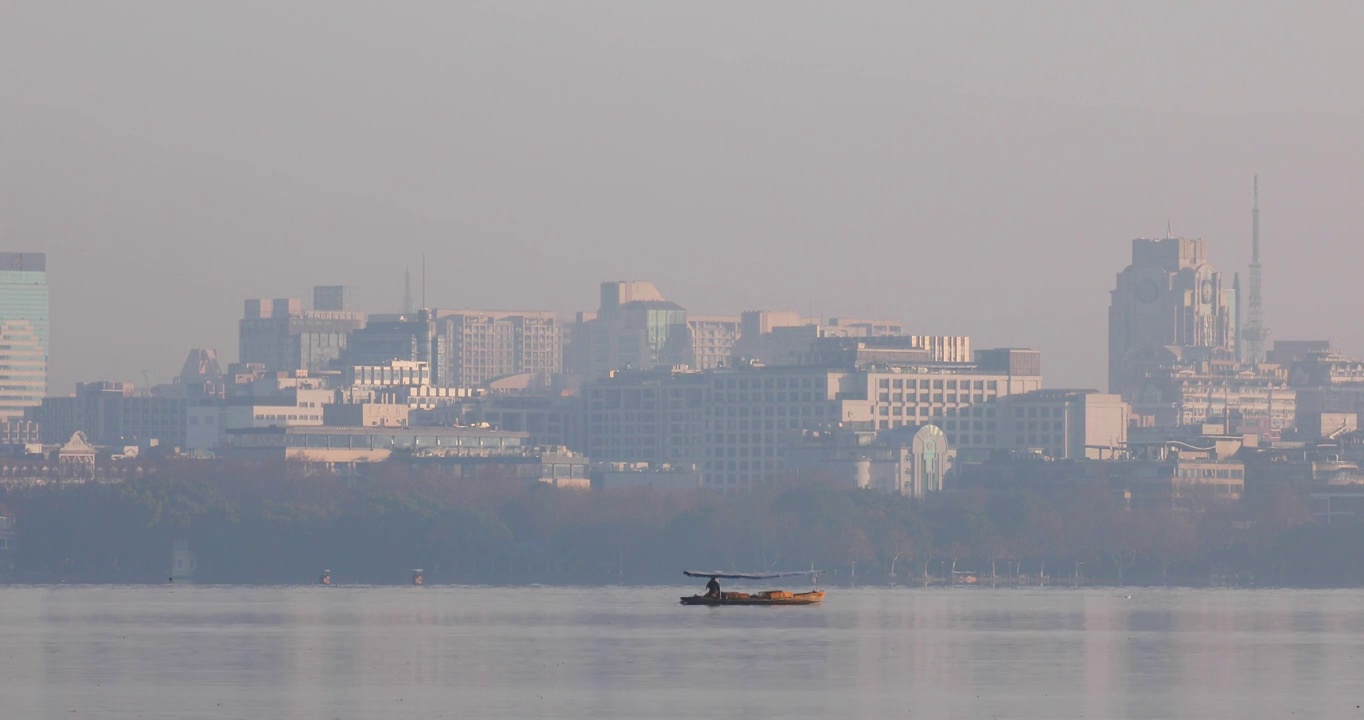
0,253,49,402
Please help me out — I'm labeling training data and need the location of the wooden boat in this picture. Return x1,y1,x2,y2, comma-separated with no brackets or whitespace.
680,589,825,606
679,570,824,606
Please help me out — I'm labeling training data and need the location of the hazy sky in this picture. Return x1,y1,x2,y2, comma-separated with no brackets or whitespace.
5,1,1364,393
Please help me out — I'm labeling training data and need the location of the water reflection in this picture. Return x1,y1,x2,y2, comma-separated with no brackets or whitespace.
0,586,1362,719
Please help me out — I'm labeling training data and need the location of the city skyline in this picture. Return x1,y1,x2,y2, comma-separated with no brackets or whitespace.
8,2,1364,394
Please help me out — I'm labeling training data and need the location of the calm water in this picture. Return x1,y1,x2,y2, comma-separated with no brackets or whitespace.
2,585,1363,719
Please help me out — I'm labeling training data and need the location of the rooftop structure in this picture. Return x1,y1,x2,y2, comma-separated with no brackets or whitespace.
1109,237,1239,400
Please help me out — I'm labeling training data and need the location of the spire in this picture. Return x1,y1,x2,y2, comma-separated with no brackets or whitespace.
1166,221,1173,239
1242,174,1268,364
403,267,413,315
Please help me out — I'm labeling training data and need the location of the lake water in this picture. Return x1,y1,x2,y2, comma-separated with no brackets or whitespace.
1,585,1363,719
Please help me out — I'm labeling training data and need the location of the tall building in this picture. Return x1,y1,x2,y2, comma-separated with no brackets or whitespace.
239,298,366,374
341,312,438,370
567,282,694,379
433,310,562,388
313,285,356,312
687,315,742,370
0,252,49,398
1108,237,1238,400
0,320,47,421
1241,176,1269,364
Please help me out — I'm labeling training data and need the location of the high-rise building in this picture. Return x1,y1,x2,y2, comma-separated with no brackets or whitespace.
567,282,694,379
239,298,366,374
0,320,47,421
433,310,562,388
313,285,356,312
687,315,742,370
1108,237,1238,399
0,252,49,398
341,312,438,370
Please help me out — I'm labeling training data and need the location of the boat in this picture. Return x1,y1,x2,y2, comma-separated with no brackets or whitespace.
680,570,825,606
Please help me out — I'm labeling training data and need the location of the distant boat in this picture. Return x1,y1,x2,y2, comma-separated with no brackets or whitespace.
679,570,825,606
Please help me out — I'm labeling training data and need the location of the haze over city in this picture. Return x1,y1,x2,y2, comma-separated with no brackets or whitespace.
11,5,1364,717
5,1,1364,394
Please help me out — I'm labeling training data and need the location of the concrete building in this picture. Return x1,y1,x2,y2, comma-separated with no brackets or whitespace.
1130,362,1296,436
1109,237,1238,400
589,462,703,491
222,425,587,487
1289,352,1364,440
340,312,438,370
30,382,187,448
312,285,356,312
582,347,1044,491
323,403,410,428
0,252,49,400
826,317,906,336
429,394,583,451
785,424,951,496
687,315,742,371
960,423,1246,509
0,503,15,569
0,320,47,421
185,374,333,451
995,390,1129,460
433,310,562,388
731,314,969,368
1267,340,1331,366
583,368,709,470
343,360,431,388
568,282,694,379
239,298,366,374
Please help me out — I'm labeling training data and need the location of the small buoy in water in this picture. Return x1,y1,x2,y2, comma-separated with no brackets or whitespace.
319,570,332,586
412,569,424,586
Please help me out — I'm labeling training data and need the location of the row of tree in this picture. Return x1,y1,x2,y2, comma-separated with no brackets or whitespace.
1,459,1360,586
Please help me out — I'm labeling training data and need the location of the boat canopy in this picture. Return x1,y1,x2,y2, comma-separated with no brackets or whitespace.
684,570,820,580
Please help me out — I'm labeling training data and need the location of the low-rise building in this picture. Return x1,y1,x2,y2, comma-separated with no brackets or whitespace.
784,425,951,496
589,462,702,491
29,382,187,448
221,424,585,486
995,389,1129,460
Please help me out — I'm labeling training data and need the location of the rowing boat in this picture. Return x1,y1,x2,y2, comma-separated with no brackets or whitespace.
679,589,825,606
679,570,825,606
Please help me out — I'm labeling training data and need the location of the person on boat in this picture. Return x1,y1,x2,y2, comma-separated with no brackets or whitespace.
705,576,721,598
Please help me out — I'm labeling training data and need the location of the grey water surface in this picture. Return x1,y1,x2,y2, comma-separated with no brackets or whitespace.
1,585,1362,719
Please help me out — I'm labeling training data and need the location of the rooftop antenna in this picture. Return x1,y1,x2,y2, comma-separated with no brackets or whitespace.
1242,174,1268,364
403,267,413,315
421,254,427,310
1166,221,1173,239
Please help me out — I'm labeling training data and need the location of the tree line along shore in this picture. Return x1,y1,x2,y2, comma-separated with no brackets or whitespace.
0,461,1359,587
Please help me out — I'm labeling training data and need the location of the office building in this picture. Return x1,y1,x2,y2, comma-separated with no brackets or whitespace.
312,285,356,312
568,282,694,379
239,298,365,374
784,424,951,496
583,347,1044,491
0,320,47,421
687,315,742,370
0,252,49,399
30,382,186,447
1108,237,1238,400
994,389,1129,460
434,310,562,388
